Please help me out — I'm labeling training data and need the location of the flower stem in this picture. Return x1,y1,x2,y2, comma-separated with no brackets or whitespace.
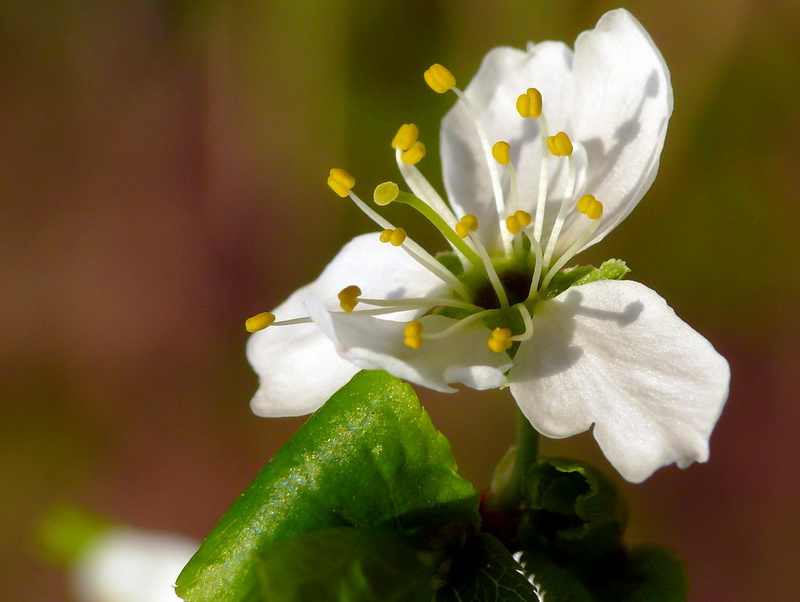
492,409,540,512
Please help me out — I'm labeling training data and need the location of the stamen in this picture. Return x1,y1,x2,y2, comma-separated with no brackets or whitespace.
391,123,419,151
510,304,534,342
455,214,479,239
516,88,542,119
401,141,426,165
423,64,456,94
403,320,424,349
335,181,469,298
338,285,362,313
357,296,481,312
513,88,550,243
379,228,407,246
542,145,578,268
505,210,531,235
541,197,604,290
245,312,276,332
547,131,574,157
487,327,513,353
245,312,313,332
494,140,521,215
492,141,510,165
327,168,356,198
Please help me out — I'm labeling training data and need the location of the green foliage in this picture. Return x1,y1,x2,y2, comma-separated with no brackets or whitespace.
512,458,687,601
176,371,478,601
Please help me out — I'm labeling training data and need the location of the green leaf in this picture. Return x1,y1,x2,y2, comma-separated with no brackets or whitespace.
544,260,629,299
436,534,540,601
521,457,628,563
256,527,441,601
176,370,479,601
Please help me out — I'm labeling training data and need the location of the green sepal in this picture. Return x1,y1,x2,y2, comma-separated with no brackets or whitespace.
520,457,628,563
544,259,630,299
256,527,442,601
436,534,541,601
176,370,479,601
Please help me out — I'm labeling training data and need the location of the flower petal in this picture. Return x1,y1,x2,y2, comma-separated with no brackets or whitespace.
509,280,729,483
554,9,673,257
306,296,512,393
440,42,575,248
247,234,446,416
71,529,197,602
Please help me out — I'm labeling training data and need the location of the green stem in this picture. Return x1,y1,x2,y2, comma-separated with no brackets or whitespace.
494,410,540,512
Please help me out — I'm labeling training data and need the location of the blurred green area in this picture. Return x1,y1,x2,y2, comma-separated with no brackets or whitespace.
1,1,798,599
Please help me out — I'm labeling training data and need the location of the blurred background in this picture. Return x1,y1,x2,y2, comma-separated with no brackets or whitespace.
2,0,798,599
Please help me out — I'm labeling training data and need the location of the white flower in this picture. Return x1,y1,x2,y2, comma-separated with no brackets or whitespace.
70,528,198,602
246,9,729,483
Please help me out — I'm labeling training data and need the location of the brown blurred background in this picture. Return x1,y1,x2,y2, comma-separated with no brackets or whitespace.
2,1,798,599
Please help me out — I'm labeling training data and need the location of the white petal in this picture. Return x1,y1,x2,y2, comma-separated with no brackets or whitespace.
440,42,575,249
509,280,729,483
247,234,445,416
554,9,673,257
71,529,197,602
306,296,511,393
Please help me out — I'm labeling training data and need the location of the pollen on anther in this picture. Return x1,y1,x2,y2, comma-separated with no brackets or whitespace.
392,123,419,151
327,168,356,197
577,194,603,220
338,285,362,313
374,181,399,206
492,141,510,165
455,214,478,239
403,320,424,349
516,88,542,119
424,64,456,94
401,141,426,165
547,132,573,157
487,327,512,353
245,311,276,333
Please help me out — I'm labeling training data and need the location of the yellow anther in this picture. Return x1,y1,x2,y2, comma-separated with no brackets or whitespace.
401,141,426,165
391,123,419,151
374,181,400,206
487,327,513,353
455,214,479,239
327,168,356,197
245,312,276,333
338,285,362,313
514,210,532,228
424,63,456,94
577,194,603,220
516,88,543,119
547,131,573,157
403,320,424,349
380,228,407,246
505,211,530,235
506,215,522,235
492,141,511,165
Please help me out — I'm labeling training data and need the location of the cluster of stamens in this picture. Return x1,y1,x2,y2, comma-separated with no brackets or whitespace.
247,63,604,358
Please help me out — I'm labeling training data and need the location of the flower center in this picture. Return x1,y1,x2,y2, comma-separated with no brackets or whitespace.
247,63,604,356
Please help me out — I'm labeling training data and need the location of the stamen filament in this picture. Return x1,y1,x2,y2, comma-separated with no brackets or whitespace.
348,190,471,299
541,215,602,291
466,232,510,308
542,153,577,268
422,309,497,340
357,296,481,312
452,87,513,256
390,190,484,268
533,114,551,244
510,304,534,342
